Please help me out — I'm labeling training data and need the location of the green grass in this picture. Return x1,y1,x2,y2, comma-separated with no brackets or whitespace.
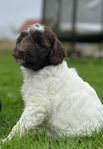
0,51,103,149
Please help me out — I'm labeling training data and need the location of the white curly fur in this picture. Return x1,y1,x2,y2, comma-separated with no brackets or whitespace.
2,61,103,143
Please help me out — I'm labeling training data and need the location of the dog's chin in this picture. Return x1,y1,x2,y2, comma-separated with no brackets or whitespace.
17,59,25,65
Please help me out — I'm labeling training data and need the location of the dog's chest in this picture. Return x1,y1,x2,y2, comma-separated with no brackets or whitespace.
21,71,52,104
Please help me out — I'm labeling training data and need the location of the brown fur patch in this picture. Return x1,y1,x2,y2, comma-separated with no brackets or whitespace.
13,25,66,70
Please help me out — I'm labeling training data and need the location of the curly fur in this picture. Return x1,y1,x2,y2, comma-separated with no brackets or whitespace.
2,24,103,143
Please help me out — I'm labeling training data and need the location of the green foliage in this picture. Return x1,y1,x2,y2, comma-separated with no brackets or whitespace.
0,51,103,149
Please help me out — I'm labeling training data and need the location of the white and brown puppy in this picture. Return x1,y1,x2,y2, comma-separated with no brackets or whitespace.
2,24,103,142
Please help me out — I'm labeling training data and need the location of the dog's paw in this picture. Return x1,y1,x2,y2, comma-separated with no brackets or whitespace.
0,138,7,144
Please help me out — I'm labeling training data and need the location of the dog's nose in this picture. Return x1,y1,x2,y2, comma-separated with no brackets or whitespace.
13,47,25,59
12,48,18,58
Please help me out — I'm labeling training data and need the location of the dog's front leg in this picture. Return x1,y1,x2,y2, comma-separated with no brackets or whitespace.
1,104,47,143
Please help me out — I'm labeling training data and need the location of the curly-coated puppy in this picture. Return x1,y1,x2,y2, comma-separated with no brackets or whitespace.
2,23,103,142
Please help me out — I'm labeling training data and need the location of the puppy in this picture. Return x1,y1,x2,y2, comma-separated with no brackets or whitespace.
2,23,103,142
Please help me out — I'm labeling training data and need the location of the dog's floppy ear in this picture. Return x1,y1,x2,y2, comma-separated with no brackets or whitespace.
49,35,66,65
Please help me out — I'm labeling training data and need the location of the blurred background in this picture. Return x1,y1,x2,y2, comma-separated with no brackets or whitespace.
0,0,42,51
1,0,103,57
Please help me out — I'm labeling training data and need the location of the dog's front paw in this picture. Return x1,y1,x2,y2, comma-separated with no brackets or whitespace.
0,138,8,144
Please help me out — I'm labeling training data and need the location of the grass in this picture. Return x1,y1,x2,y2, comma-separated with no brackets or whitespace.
0,51,103,148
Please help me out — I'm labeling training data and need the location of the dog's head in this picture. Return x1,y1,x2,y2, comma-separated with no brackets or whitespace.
13,23,65,70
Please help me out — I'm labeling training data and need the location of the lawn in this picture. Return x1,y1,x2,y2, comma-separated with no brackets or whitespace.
0,51,103,149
